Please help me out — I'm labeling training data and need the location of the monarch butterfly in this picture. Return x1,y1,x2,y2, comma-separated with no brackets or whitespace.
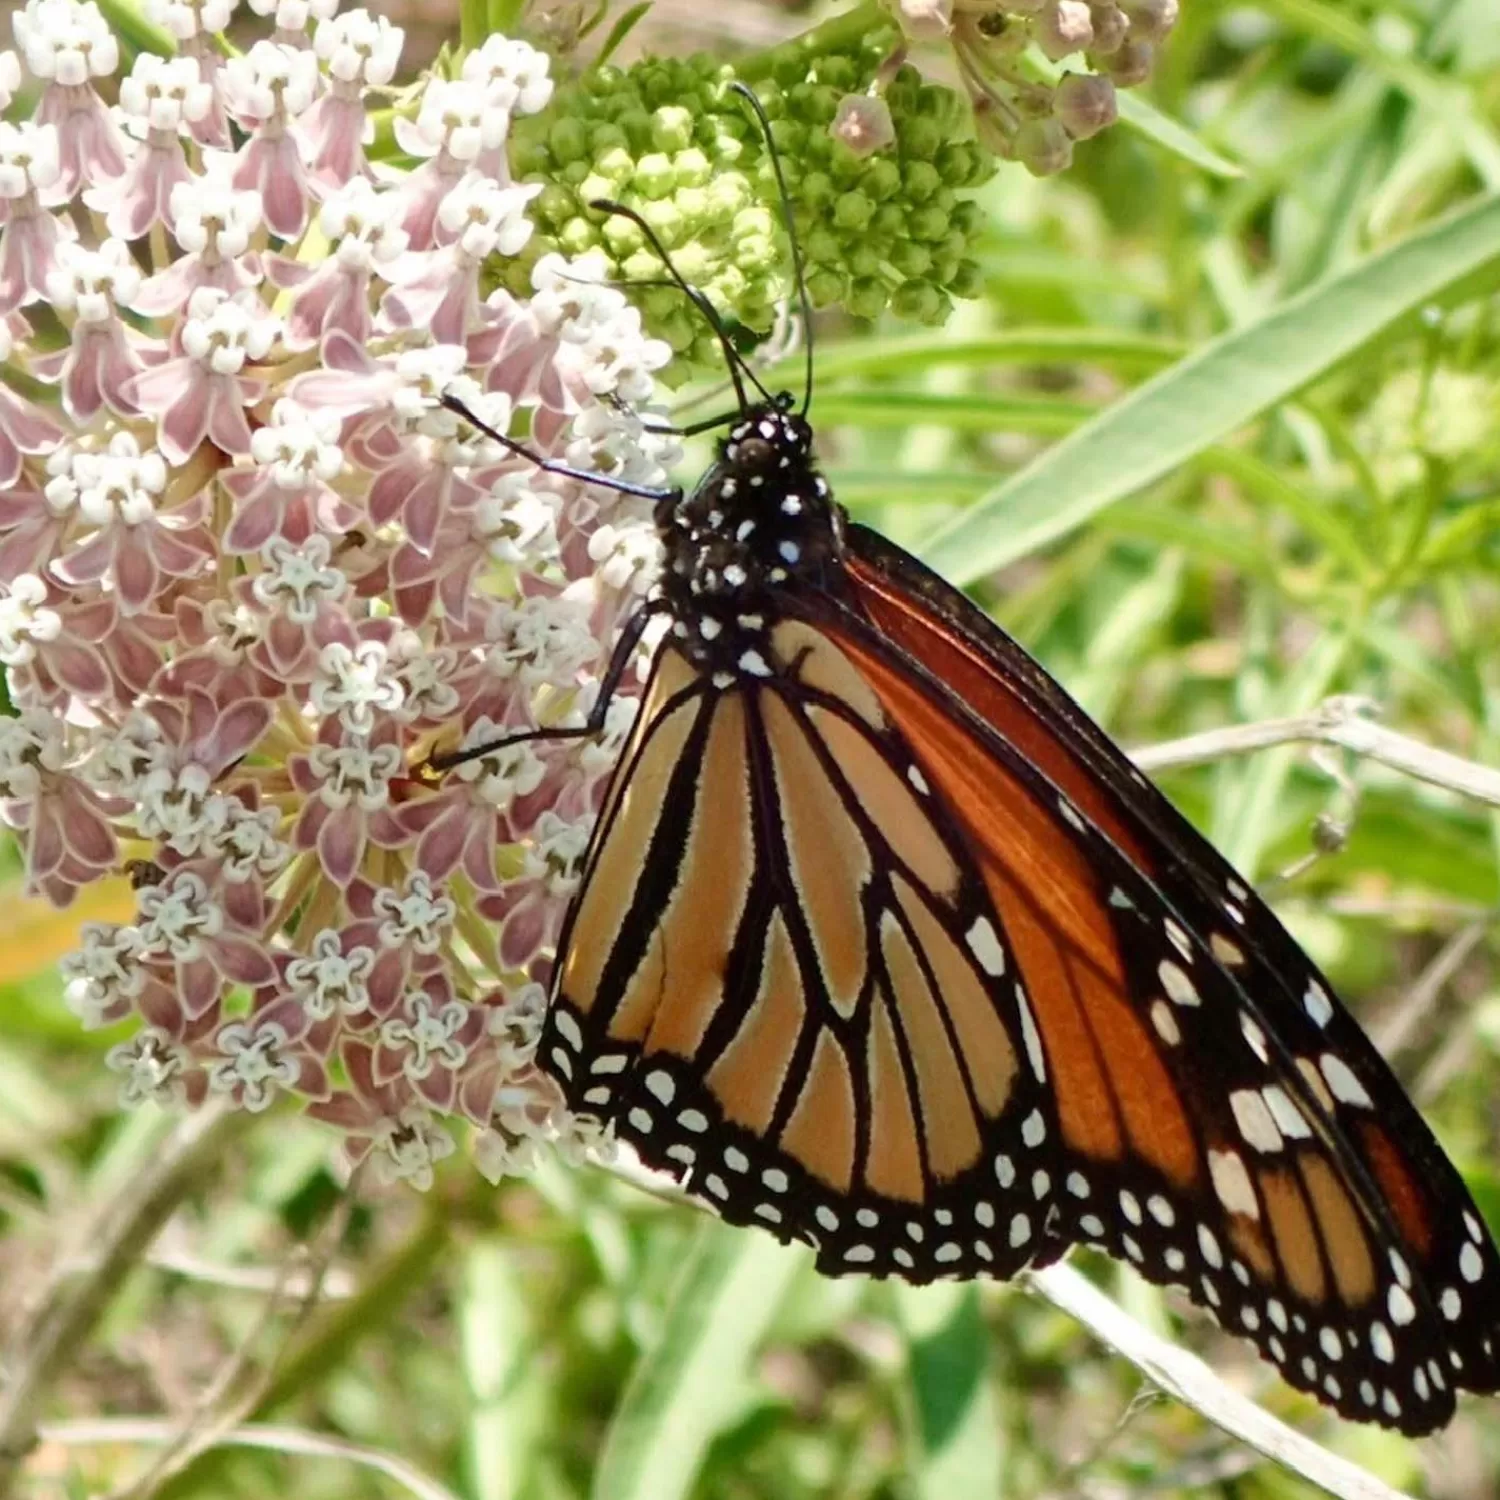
441,87,1500,1436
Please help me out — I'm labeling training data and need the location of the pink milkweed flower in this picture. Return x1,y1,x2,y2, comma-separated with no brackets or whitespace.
7,1,681,1192
39,239,156,422
0,122,72,314
143,0,237,147
0,319,65,487
0,708,120,903
265,177,407,351
223,397,359,553
13,0,128,199
47,431,215,612
133,175,264,316
134,866,279,1015
301,9,404,192
221,40,319,240
458,34,552,183
389,78,507,251
246,0,337,45
126,286,278,463
382,172,539,346
85,55,214,241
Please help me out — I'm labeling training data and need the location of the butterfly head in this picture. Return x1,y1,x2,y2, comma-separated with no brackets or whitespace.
720,399,814,474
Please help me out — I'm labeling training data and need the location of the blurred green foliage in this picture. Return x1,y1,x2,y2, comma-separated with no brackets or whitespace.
8,2,1500,1498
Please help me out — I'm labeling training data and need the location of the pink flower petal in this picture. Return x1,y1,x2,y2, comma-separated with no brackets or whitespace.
317,805,365,886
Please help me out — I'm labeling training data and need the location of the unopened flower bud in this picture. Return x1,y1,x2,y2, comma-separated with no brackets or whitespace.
831,94,896,158
1034,0,1094,61
1015,117,1075,176
1122,0,1178,42
1107,37,1155,86
1088,2,1129,54
1053,73,1117,140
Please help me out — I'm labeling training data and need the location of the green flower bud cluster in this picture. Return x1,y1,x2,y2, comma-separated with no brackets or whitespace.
502,32,993,367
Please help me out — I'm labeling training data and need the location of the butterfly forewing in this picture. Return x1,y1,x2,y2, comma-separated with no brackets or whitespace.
544,633,1063,1279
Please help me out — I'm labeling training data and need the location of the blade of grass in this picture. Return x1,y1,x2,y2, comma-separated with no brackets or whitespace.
591,1223,803,1500
920,191,1500,585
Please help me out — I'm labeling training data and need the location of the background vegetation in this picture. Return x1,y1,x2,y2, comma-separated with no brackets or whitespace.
5,1,1500,1497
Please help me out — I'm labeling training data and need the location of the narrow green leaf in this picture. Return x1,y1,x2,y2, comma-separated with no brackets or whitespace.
816,390,1094,436
896,1284,1003,1500
592,1224,804,1500
594,2,652,67
1114,88,1245,180
921,191,1500,585
1261,0,1500,184
772,329,1183,389
462,1241,542,1500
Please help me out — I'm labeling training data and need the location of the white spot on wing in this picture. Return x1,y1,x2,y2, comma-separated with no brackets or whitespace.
1159,960,1200,1007
1208,1149,1259,1219
553,1010,583,1050
1262,1085,1311,1139
1304,980,1334,1027
1388,1285,1416,1326
966,916,1007,977
1014,985,1046,1080
1230,1088,1283,1153
1460,1243,1484,1283
644,1069,675,1105
1320,1053,1373,1107
1150,1000,1181,1045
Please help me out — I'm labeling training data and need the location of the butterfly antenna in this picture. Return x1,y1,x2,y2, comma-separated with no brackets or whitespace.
729,81,815,417
588,198,773,412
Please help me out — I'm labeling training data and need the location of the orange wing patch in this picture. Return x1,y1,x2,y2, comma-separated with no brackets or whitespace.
831,623,1197,1186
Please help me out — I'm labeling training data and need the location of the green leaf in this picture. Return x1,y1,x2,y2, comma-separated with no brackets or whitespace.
1260,0,1500,185
772,329,1184,389
594,2,652,67
592,1223,804,1500
920,191,1500,586
1114,89,1246,180
815,390,1094,436
462,1241,543,1500
896,1284,1004,1500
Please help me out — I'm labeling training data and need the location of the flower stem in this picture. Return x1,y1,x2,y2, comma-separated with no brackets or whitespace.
149,1194,453,1500
0,1103,251,1495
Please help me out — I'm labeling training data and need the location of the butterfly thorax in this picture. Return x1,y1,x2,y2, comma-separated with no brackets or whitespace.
656,404,843,675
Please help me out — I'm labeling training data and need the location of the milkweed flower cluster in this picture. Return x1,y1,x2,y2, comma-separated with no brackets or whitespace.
508,40,996,349
892,0,1179,174
0,0,679,1188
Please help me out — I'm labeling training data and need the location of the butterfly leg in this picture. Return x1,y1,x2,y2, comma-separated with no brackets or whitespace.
427,599,666,772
